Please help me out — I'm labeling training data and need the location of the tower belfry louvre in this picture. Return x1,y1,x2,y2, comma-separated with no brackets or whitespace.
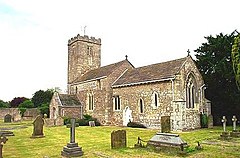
67,34,101,85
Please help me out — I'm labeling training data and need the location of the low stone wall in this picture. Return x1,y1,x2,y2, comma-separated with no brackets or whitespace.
0,108,21,121
0,108,40,121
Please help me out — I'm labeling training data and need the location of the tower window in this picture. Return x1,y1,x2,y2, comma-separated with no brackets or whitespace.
87,46,93,65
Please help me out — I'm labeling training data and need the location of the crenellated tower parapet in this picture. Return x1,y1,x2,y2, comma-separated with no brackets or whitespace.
68,34,101,46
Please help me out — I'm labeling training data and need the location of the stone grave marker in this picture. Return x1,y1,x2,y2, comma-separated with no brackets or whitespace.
61,118,83,157
89,121,95,127
4,114,12,123
31,115,45,138
208,114,213,128
0,134,8,158
147,133,188,151
230,116,240,137
161,116,170,133
111,130,126,149
55,117,64,126
220,116,229,138
232,115,237,131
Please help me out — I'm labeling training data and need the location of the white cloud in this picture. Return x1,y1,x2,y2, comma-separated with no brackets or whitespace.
0,0,239,101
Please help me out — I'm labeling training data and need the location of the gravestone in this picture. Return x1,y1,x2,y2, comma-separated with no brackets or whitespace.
55,117,64,126
89,121,95,127
161,116,170,133
31,115,45,138
44,118,55,127
230,116,240,137
147,133,188,151
61,118,83,157
4,114,12,123
0,134,8,158
220,116,229,138
208,114,213,128
111,130,126,149
0,131,14,136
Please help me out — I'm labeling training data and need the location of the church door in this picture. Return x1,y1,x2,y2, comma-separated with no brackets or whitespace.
123,106,133,126
52,107,57,119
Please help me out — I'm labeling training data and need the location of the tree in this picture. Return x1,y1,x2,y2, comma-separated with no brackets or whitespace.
195,31,240,125
0,99,9,108
18,99,34,108
32,89,54,107
10,97,28,108
231,33,240,91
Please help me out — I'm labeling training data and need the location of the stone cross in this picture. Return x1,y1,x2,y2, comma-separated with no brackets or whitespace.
67,119,79,143
0,134,8,158
232,115,237,131
222,116,227,132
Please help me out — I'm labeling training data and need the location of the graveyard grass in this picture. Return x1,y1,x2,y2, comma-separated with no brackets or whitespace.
1,121,240,158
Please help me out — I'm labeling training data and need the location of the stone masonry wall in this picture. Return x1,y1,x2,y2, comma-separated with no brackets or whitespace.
112,81,173,129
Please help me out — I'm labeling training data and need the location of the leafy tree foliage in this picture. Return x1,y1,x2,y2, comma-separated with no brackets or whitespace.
0,99,9,108
32,89,54,107
195,31,240,125
231,34,240,91
10,97,28,108
18,100,34,108
38,103,49,116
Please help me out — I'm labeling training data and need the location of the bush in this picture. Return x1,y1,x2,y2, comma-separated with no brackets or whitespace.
127,122,147,128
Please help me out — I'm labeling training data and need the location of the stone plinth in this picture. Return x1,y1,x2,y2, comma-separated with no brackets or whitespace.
61,143,83,157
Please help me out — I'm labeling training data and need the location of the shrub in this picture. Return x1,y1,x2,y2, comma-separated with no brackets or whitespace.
127,122,147,128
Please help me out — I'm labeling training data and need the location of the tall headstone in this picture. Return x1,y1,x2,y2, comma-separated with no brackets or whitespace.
222,116,227,132
111,130,126,149
31,115,45,138
220,116,229,138
230,116,240,137
232,115,237,131
61,118,83,157
161,116,170,133
0,134,8,158
4,114,12,123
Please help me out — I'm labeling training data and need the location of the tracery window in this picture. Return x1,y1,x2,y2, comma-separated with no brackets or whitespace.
87,93,94,111
186,73,197,108
113,95,121,111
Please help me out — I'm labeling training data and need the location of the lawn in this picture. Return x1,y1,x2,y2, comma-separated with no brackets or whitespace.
1,121,240,158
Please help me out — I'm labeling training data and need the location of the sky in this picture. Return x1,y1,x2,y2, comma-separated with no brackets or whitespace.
0,0,239,101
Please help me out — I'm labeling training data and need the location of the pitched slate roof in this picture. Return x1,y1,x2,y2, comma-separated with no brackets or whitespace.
112,57,188,87
72,59,133,84
59,94,81,107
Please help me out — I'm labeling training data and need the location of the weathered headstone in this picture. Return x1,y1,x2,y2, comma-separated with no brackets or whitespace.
230,116,240,137
61,118,83,157
0,134,8,158
89,121,95,127
222,116,227,132
31,115,45,138
232,115,237,131
55,117,64,126
4,114,12,123
161,116,170,133
44,118,55,127
220,116,229,138
208,114,213,128
111,130,126,149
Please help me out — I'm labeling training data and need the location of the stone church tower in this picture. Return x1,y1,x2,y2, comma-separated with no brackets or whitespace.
67,34,101,88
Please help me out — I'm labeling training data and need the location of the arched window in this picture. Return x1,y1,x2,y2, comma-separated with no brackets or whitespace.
151,92,159,109
139,98,144,113
186,73,197,108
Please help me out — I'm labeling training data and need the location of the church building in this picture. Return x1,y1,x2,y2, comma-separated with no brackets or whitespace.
49,34,211,131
